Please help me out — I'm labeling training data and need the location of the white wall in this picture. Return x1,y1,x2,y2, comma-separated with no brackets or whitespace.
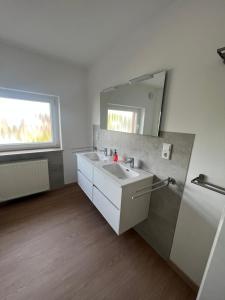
0,41,90,184
88,0,225,284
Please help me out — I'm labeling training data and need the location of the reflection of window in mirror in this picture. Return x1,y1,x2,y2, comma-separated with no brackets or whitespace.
107,109,138,133
107,104,145,134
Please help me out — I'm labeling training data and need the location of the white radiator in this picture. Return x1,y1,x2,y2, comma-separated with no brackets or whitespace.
0,159,50,202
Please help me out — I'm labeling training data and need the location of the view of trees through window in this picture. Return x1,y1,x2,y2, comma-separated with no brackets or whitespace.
0,97,52,145
107,109,138,133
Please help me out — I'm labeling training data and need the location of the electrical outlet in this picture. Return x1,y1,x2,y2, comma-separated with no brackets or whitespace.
162,143,172,160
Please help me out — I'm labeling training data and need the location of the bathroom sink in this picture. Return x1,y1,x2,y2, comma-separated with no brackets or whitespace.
83,152,101,161
83,152,110,162
77,151,153,186
103,163,139,179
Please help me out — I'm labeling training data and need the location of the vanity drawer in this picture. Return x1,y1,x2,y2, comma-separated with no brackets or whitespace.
93,186,120,234
78,170,93,201
77,156,93,182
93,167,122,209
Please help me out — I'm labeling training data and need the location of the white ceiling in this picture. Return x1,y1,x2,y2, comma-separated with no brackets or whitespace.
0,0,172,66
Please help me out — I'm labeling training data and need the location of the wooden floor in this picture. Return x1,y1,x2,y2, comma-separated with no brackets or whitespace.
0,184,196,300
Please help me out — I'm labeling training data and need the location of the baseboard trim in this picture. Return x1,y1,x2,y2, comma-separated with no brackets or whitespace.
168,260,199,293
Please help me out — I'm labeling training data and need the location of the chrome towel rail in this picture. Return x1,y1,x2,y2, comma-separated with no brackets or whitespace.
132,177,176,200
191,174,225,196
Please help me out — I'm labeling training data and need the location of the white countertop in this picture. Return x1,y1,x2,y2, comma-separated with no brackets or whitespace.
76,151,153,187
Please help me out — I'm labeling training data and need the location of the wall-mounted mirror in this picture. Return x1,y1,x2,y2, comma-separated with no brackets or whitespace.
100,70,166,136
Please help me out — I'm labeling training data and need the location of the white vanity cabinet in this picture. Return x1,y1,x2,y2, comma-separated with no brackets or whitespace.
77,154,93,182
92,175,152,234
92,186,120,233
93,166,122,209
77,154,94,202
76,152,153,235
77,171,93,201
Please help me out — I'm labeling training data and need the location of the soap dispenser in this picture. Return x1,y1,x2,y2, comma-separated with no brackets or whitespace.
113,150,118,162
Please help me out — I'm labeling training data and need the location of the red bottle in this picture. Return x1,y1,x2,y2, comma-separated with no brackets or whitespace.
113,150,118,162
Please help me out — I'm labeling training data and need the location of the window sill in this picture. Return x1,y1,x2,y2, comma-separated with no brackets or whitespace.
0,148,63,156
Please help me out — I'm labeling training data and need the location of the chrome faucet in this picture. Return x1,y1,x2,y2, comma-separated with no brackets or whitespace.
125,157,134,168
99,147,108,156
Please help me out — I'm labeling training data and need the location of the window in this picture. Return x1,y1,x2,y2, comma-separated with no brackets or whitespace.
0,88,61,151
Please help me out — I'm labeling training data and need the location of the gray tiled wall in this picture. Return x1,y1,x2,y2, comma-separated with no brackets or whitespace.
93,125,195,259
0,150,64,190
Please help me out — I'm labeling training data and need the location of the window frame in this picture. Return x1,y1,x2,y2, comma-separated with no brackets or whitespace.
0,87,62,152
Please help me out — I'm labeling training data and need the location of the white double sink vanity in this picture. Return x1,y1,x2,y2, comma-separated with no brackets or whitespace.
76,152,153,235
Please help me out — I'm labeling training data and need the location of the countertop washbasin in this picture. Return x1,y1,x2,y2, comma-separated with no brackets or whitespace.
77,151,153,186
83,152,102,161
103,163,139,179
